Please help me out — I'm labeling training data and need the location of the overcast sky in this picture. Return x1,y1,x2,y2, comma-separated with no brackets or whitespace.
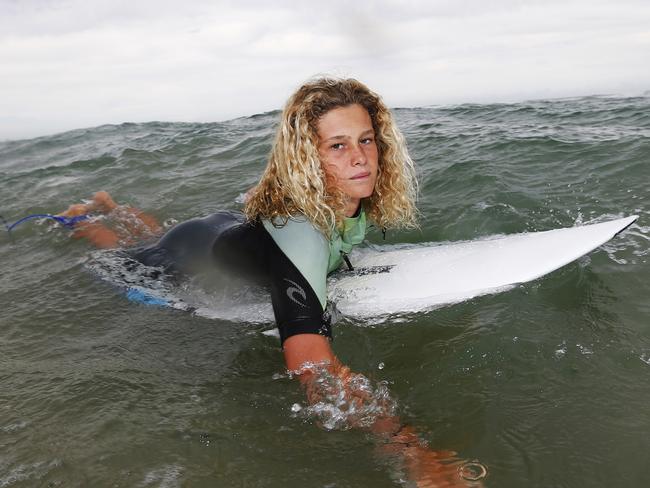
1,0,649,141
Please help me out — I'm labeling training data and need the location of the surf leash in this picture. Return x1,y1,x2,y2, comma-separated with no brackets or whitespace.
3,213,90,233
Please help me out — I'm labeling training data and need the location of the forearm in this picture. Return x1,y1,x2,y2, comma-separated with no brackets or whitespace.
285,334,405,432
303,365,484,486
284,334,485,486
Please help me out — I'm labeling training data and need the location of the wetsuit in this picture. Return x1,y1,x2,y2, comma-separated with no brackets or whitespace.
130,210,367,344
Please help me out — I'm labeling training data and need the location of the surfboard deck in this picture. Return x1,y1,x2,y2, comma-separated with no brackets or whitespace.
327,215,638,317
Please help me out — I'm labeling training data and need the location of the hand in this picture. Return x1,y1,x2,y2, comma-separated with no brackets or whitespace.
403,444,485,488
379,426,486,488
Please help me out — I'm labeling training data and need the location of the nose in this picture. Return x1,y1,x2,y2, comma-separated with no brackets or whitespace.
350,143,367,166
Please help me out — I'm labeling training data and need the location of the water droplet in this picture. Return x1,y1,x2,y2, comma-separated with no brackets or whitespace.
377,362,385,370
290,403,302,413
576,343,593,356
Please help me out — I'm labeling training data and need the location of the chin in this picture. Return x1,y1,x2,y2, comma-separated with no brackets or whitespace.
344,182,376,200
346,188,374,200
361,183,377,198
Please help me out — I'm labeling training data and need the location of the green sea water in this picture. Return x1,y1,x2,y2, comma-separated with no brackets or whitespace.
1,96,649,487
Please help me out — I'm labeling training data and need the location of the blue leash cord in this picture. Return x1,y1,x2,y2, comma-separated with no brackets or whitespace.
4,213,90,232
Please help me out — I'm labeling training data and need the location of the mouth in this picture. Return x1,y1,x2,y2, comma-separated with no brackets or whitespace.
350,171,371,180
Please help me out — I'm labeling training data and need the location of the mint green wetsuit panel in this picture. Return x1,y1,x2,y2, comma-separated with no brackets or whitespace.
327,210,367,273
263,210,367,309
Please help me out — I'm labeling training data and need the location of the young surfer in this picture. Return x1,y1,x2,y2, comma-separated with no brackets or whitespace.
58,78,484,486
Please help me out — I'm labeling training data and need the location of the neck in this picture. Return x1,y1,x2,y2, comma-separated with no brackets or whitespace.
345,198,361,218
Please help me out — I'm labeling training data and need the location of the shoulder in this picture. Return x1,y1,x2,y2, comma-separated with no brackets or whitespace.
262,215,330,309
262,215,329,267
262,215,328,250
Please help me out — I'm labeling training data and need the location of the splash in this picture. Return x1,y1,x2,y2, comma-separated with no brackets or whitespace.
85,247,276,321
104,206,161,247
85,248,188,310
289,362,397,431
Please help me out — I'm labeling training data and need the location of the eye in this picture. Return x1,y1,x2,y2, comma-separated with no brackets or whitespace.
330,143,344,150
360,137,375,145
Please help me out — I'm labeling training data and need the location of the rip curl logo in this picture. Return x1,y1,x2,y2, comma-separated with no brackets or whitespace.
284,278,307,308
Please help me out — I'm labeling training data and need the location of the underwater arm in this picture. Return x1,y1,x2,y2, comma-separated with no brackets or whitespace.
283,334,484,487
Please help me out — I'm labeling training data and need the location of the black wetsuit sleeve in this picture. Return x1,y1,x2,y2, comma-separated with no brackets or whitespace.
266,244,331,344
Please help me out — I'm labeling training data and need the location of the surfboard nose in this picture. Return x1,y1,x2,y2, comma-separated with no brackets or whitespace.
614,215,638,236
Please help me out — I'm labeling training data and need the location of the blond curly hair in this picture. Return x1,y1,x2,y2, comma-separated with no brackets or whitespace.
244,77,417,236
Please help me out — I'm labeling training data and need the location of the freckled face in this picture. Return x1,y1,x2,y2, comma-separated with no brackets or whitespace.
316,104,379,216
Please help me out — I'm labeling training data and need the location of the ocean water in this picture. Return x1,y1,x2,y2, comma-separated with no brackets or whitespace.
1,95,649,487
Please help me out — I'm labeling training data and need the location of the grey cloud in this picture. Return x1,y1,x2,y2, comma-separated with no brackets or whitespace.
1,0,649,140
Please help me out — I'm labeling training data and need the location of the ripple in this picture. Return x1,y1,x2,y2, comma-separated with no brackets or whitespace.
1,420,29,433
0,459,61,488
140,464,184,488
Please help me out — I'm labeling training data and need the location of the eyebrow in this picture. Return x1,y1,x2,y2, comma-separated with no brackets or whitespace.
322,129,375,143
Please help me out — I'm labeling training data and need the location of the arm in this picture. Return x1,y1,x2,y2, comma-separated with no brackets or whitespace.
263,219,484,485
284,334,485,487
283,333,336,372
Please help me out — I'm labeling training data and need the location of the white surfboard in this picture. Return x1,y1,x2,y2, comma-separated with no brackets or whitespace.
328,215,638,317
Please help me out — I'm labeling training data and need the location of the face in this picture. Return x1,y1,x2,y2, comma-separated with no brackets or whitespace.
316,104,379,217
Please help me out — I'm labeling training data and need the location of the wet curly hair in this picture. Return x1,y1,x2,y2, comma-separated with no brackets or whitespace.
244,77,417,236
